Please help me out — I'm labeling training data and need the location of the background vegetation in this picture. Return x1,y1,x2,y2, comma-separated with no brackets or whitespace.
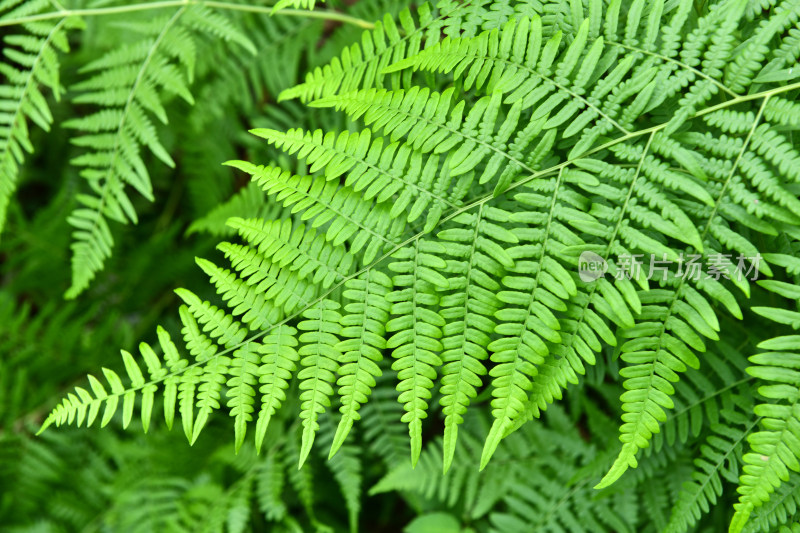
1,0,800,532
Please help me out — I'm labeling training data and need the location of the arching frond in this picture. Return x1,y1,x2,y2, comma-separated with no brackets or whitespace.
64,5,254,298
33,3,800,532
0,16,79,237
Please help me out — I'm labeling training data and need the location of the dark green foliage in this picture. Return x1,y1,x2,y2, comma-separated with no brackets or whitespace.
3,0,800,531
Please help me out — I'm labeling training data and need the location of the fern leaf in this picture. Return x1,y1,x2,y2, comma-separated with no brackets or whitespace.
360,373,409,468
256,447,287,521
666,408,757,533
175,294,236,444
65,8,190,298
741,471,800,533
195,257,283,331
499,168,627,433
435,204,514,472
312,87,544,196
318,414,362,533
0,18,76,237
386,239,447,466
331,270,392,458
251,126,457,231
216,242,318,316
225,160,405,264
279,2,466,102
226,342,262,453
36,324,190,436
226,217,354,288
35,1,800,515
65,6,254,298
254,326,300,455
732,335,800,533
297,299,342,467
383,15,635,150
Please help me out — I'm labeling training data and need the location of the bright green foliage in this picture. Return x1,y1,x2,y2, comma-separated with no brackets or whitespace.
279,1,451,103
3,0,800,531
296,299,342,467
386,239,448,466
733,332,800,532
435,205,508,472
666,394,756,533
331,269,392,457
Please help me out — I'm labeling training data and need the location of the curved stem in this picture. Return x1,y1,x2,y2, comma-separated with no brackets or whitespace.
0,0,375,29
606,39,739,98
207,3,375,28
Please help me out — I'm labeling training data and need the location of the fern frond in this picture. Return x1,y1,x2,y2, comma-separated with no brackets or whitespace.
481,169,592,468
652,344,751,454
330,270,392,457
65,6,254,298
360,372,409,468
662,0,749,134
256,447,287,521
225,160,405,264
36,4,800,526
732,334,800,532
591,97,794,486
434,204,512,472
297,299,342,467
725,2,799,93
383,15,639,152
666,403,757,533
313,86,554,196
176,290,242,443
370,411,506,517
215,241,318,317
225,342,262,453
251,126,458,231
318,414,362,533
598,266,735,488
226,217,354,288
253,326,300,456
38,325,188,435
0,17,77,237
763,96,800,128
742,471,800,533
499,171,629,432
196,256,284,331
386,239,448,466
65,8,191,298
279,1,493,102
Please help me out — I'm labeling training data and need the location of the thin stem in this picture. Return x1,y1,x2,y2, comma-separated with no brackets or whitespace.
205,2,375,28
0,0,375,29
606,39,739,98
696,79,800,117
